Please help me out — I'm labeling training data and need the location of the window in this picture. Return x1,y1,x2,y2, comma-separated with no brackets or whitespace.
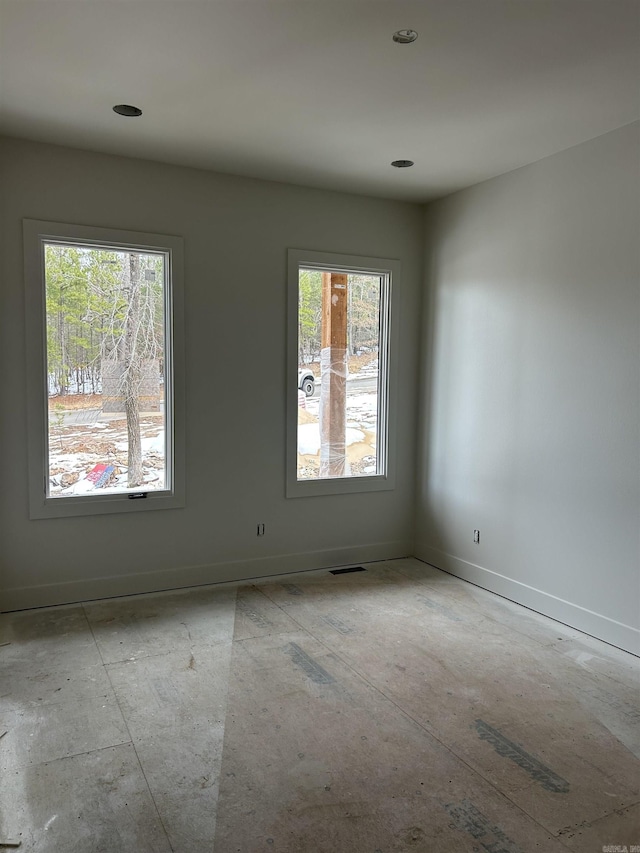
24,220,184,518
287,249,399,497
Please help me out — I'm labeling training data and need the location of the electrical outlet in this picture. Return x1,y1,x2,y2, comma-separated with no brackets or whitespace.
473,529,480,544
257,523,265,536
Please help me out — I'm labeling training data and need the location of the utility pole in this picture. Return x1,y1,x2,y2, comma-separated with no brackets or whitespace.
320,272,348,477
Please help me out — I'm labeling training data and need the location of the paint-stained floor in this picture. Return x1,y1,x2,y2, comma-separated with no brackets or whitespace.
0,559,638,851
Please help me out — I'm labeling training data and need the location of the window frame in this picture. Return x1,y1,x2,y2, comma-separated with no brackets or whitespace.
286,248,399,498
23,219,185,519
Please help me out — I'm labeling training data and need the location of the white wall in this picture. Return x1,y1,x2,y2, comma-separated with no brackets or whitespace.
0,138,423,609
416,122,640,654
2,128,637,655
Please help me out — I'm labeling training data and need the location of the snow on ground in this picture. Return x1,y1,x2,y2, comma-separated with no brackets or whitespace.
48,416,166,497
306,391,377,422
298,425,365,456
47,386,379,494
142,433,165,453
298,390,378,479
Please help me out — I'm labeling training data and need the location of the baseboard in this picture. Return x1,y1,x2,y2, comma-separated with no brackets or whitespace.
1,541,413,612
415,544,640,657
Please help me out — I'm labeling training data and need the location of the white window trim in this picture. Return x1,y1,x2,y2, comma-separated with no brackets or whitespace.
23,219,185,519
286,248,399,498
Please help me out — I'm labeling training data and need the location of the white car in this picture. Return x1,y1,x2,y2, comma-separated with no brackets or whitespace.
298,369,315,397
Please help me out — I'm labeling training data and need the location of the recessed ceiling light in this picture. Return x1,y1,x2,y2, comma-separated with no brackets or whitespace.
391,160,414,168
113,104,142,117
392,29,418,44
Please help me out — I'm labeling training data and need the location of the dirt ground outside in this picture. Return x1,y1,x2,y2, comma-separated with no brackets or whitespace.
47,369,379,493
297,390,378,479
48,414,166,496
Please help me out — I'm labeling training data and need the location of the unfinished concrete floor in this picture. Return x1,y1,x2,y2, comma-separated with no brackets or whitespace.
1,558,638,852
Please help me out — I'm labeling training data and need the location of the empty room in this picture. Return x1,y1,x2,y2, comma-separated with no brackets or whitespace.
0,1,638,851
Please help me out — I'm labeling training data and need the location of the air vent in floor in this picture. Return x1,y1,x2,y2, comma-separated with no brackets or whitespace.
329,566,367,575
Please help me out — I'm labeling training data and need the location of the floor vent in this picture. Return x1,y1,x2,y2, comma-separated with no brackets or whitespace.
329,566,367,575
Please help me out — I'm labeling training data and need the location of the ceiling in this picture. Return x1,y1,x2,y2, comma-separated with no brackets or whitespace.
1,0,638,202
